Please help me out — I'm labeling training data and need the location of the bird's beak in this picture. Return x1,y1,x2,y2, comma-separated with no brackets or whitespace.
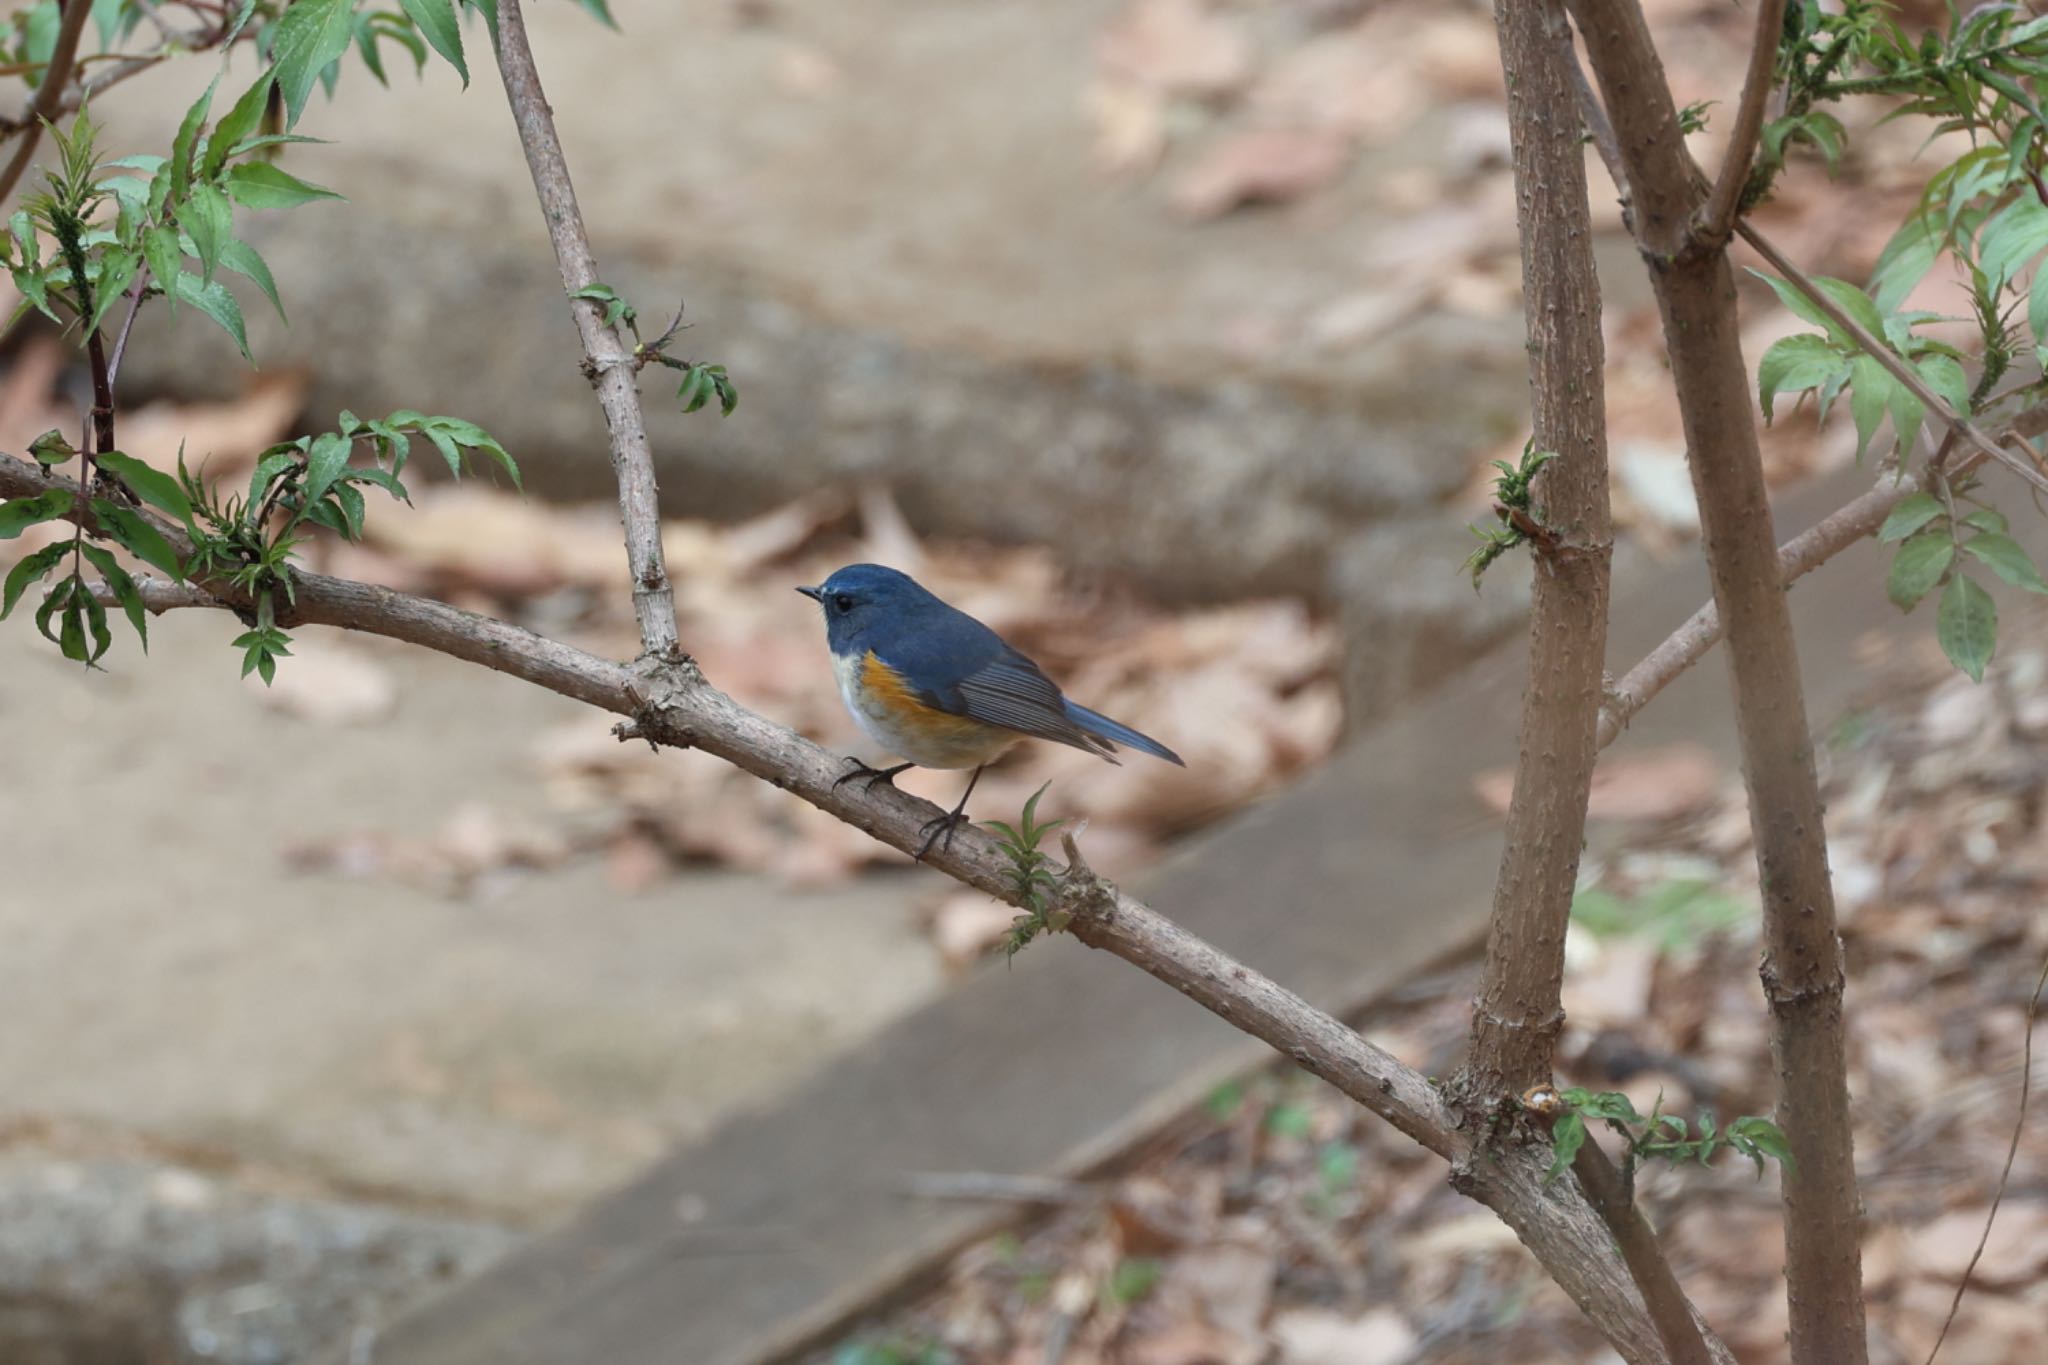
795,585,823,602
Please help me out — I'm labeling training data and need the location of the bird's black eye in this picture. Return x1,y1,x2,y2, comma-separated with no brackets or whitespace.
833,593,855,614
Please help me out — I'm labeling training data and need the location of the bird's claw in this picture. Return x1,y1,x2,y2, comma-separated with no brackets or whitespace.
833,758,912,793
914,810,969,862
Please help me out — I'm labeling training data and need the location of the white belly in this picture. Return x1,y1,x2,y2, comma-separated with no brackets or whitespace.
833,651,1017,770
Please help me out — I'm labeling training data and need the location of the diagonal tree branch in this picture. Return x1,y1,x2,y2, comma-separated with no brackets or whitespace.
0,0,93,206
1695,0,1787,248
489,0,681,660
0,445,1727,1365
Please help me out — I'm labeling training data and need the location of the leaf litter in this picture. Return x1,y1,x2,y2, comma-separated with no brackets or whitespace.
817,603,2048,1364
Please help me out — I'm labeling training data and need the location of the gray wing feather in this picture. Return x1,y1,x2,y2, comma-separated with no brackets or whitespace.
952,652,1117,760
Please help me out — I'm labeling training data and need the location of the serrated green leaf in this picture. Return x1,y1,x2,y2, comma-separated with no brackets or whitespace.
94,451,193,524
1962,507,2008,535
271,0,357,128
1544,1111,1586,1185
302,430,352,504
1888,530,1954,610
1758,334,1842,422
2,542,68,617
1888,378,1926,458
78,541,146,647
1848,353,1891,461
248,447,300,508
181,183,233,283
169,74,218,206
141,224,182,314
1749,270,1887,348
1976,194,2048,288
1877,493,1943,542
224,161,342,210
1872,209,1944,313
1962,532,2048,593
218,238,286,324
0,488,73,539
206,73,276,180
91,499,182,578
399,0,468,82
171,271,251,360
1916,353,1970,417
88,249,139,335
1938,573,1997,682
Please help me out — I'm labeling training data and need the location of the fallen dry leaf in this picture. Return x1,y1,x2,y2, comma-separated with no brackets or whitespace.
1096,0,1252,99
1170,127,1352,221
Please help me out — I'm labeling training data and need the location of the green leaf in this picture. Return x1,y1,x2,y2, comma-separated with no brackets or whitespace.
1749,270,1887,348
1758,334,1842,421
1916,353,1970,417
58,589,90,663
1877,493,1944,542
78,576,112,662
1848,354,1892,461
1545,1111,1587,1185
34,574,72,646
302,430,352,504
88,249,139,335
182,182,234,283
171,271,251,360
27,429,75,465
169,74,218,206
78,542,146,648
271,0,357,128
224,161,342,210
91,499,183,578
208,74,276,182
1962,507,2008,535
398,0,468,83
1976,194,2048,288
2,542,69,617
94,451,193,524
0,488,73,539
1888,378,1926,459
248,446,300,508
1961,532,2048,593
141,224,182,313
218,238,286,324
1872,208,1944,313
1938,573,1997,682
1888,530,1954,610
572,0,617,27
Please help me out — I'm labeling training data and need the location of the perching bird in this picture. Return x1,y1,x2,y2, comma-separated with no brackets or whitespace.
798,563,1184,859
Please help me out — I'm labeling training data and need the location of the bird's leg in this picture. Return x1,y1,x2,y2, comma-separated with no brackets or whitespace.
915,765,985,862
833,758,915,793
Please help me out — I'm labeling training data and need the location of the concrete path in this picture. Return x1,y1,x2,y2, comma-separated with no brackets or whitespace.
361,463,1916,1365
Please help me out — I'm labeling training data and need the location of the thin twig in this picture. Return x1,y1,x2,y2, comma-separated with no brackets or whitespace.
1696,0,1787,247
489,0,681,660
105,264,152,392
0,447,1724,1365
0,0,93,206
1573,1137,1716,1365
1923,949,2048,1365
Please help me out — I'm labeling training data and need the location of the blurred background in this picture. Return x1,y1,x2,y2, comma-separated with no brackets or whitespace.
7,0,2048,1363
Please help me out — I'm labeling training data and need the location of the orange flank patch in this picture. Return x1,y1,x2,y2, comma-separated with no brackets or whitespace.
862,651,994,742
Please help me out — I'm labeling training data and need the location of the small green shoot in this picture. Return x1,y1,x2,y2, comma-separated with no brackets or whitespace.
985,781,1066,957
1543,1088,1794,1191
1462,438,1558,589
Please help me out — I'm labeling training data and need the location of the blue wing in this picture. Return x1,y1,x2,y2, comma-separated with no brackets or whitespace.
871,598,1179,764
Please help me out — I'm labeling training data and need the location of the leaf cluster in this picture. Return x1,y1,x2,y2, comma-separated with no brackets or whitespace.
986,782,1068,957
570,284,741,417
1462,438,1557,588
1544,1088,1794,1192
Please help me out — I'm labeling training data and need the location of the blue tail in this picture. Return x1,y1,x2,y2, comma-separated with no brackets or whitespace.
1062,700,1185,766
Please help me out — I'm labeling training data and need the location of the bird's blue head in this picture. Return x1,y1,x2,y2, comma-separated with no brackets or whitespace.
796,563,935,656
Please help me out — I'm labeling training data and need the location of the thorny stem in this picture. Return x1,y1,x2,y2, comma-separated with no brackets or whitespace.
1568,3,1869,1359
489,0,682,661
1695,0,1787,248
0,447,1711,1365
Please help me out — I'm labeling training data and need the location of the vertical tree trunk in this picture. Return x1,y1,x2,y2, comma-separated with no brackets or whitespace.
1462,0,1613,1100
1567,6,1868,1360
